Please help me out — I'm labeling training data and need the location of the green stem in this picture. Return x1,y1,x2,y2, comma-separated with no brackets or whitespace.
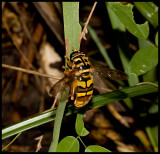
2,82,158,140
48,88,70,152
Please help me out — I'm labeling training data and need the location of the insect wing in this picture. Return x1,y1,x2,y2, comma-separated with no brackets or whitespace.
93,66,128,80
49,76,73,97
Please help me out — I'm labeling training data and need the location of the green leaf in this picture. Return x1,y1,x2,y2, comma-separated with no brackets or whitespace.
48,3,81,152
127,73,139,86
75,113,89,136
48,88,70,152
138,38,154,49
146,102,158,151
150,125,158,150
129,46,158,76
151,125,158,149
138,38,157,82
155,31,158,46
108,2,149,39
148,104,158,114
62,2,81,59
142,66,157,82
106,2,125,31
134,2,158,28
85,145,111,152
107,2,139,87
56,136,79,152
146,126,158,151
2,82,158,140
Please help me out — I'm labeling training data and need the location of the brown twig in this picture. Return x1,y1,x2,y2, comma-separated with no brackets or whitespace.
35,135,43,152
136,82,158,87
107,104,130,128
79,2,97,43
2,64,61,80
51,92,60,109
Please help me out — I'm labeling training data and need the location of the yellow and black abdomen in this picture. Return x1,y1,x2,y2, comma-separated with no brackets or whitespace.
75,73,93,107
70,50,93,108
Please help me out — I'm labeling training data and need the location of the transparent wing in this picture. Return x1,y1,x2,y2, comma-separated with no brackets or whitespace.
92,66,128,80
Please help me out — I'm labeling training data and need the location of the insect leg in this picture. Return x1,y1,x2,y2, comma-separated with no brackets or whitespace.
64,55,76,68
70,79,77,100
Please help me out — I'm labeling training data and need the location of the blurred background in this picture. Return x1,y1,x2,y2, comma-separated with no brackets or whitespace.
2,2,158,152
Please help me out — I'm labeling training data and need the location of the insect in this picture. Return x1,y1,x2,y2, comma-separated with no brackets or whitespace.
49,49,128,108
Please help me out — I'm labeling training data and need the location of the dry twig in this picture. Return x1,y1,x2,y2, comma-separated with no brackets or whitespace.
79,2,97,43
35,135,43,152
2,64,61,80
136,82,158,87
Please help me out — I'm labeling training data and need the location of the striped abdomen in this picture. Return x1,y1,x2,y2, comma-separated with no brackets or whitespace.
70,50,93,108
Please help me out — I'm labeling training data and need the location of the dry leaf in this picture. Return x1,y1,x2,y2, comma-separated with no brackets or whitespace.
39,41,64,85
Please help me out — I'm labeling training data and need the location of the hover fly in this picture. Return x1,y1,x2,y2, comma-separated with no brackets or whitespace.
49,49,128,108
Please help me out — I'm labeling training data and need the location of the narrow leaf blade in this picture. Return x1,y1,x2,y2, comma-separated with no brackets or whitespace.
62,2,81,57
48,88,70,152
2,83,158,140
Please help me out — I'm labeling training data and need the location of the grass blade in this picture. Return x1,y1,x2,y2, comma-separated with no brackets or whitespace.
2,82,158,140
62,2,81,58
91,82,158,108
48,2,81,152
48,88,69,152
86,24,115,69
